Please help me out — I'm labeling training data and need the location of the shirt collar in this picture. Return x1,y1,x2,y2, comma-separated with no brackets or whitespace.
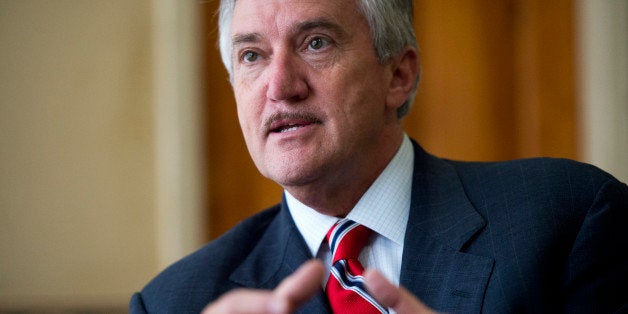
287,134,414,257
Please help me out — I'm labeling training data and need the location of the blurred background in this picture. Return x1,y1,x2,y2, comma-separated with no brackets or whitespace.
1,0,626,312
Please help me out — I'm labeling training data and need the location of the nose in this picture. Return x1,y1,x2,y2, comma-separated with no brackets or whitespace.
266,51,309,102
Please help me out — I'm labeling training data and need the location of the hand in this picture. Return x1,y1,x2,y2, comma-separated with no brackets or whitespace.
363,268,438,314
201,260,325,314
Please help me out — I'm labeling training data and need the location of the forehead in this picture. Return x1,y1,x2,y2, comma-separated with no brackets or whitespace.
231,0,363,38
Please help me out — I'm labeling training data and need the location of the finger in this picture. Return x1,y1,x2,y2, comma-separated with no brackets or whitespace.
270,260,325,313
202,289,273,314
363,268,436,314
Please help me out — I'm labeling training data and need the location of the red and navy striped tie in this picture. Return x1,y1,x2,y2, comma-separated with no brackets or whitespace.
325,219,388,313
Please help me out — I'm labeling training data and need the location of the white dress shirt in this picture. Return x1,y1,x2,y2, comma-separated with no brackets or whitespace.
286,134,414,288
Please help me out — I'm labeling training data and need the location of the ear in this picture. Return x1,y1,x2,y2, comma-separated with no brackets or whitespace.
385,47,420,110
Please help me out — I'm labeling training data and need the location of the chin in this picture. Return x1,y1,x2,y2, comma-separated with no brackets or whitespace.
266,165,321,188
260,152,330,187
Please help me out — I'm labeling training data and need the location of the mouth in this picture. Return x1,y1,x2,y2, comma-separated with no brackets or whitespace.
275,124,304,133
270,121,313,133
265,112,322,135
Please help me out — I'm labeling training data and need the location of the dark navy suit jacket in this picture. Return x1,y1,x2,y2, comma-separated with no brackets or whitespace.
130,142,628,313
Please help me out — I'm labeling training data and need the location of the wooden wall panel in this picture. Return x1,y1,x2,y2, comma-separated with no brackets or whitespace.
201,1,576,239
407,1,518,161
406,0,576,161
512,0,577,158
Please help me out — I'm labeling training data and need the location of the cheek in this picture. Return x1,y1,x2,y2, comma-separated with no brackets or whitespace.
327,74,386,117
234,97,256,139
328,61,386,97
237,110,257,145
234,82,259,118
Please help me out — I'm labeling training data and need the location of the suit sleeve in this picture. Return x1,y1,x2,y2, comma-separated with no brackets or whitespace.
130,292,148,314
562,178,628,313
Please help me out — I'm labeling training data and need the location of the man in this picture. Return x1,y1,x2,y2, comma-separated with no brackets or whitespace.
130,0,628,313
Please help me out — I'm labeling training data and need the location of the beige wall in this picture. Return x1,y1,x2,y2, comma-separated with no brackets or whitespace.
577,0,628,183
0,0,203,311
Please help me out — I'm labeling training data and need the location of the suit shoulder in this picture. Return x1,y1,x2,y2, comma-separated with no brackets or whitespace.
451,157,618,192
449,157,625,218
137,204,282,312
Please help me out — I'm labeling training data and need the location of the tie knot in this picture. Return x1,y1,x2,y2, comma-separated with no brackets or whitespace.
326,219,372,263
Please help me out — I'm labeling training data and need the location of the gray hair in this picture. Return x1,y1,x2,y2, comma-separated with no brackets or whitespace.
218,0,420,118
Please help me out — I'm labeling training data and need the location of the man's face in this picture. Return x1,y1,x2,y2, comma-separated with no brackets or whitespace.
230,0,401,190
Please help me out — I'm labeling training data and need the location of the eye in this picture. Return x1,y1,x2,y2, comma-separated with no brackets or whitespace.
308,37,330,51
241,50,260,63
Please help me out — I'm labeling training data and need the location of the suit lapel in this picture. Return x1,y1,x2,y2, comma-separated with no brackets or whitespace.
228,198,330,313
401,142,494,313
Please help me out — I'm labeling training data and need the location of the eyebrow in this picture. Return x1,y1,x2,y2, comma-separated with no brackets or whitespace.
231,18,346,48
232,32,262,47
293,18,345,37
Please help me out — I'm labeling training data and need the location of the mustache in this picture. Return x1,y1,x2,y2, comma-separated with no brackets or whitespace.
263,111,323,130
